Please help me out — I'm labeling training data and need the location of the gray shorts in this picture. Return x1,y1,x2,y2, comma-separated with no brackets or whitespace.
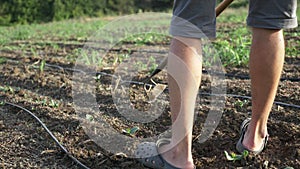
170,0,298,38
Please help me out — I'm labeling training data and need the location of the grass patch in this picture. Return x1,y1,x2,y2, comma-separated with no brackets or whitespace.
0,8,298,67
0,18,107,44
0,57,7,64
217,7,248,23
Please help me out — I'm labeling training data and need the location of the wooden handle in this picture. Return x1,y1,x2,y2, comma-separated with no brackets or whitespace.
216,0,235,17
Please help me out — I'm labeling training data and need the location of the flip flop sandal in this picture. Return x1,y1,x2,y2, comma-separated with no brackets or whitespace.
236,118,269,155
135,139,196,169
158,129,172,140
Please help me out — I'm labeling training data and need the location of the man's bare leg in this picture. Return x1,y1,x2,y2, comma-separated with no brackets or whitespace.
158,37,202,169
243,28,285,151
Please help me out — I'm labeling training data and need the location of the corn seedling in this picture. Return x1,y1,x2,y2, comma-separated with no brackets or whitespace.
235,99,248,108
117,53,130,63
86,114,94,122
49,100,59,108
122,126,139,136
40,60,46,74
224,150,249,162
0,85,14,93
148,56,158,73
30,47,38,57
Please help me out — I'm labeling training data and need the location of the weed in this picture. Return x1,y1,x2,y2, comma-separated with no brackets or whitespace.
135,60,148,71
93,74,102,81
224,150,249,161
235,99,248,108
49,100,59,108
148,56,158,73
40,99,48,106
40,60,46,74
50,43,60,53
86,114,94,122
117,53,130,63
0,45,16,51
0,57,7,64
217,7,247,23
285,38,299,57
0,86,14,93
126,33,167,45
213,32,251,66
13,26,31,40
134,56,158,73
35,98,59,108
75,49,103,67
122,126,139,136
30,47,38,57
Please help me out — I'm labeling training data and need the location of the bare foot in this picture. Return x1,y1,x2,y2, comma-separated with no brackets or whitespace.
242,127,268,152
158,143,195,169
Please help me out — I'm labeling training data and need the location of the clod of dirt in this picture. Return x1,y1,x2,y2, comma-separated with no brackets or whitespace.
0,120,4,129
296,148,300,157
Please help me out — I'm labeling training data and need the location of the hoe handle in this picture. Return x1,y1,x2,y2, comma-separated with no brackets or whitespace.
216,0,235,17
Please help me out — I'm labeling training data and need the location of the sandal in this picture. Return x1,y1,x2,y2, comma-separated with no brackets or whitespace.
158,129,172,140
135,139,196,169
236,118,269,155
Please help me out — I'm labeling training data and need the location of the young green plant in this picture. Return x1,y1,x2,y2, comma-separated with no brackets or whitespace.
224,150,249,162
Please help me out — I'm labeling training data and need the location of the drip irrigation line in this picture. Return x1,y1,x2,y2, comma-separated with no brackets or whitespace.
45,63,300,82
44,62,300,109
201,69,300,82
4,102,90,169
221,93,300,109
4,58,300,81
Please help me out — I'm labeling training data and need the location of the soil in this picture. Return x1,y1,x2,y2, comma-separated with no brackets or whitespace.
0,26,299,169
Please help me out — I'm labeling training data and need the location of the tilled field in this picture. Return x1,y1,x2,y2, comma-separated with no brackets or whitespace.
0,25,299,169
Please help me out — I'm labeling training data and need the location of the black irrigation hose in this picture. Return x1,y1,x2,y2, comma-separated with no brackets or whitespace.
201,69,300,82
217,93,300,109
45,63,300,109
5,54,300,82
4,102,90,169
44,62,300,82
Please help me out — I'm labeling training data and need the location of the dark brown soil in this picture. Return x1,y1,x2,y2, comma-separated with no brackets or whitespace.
0,28,299,169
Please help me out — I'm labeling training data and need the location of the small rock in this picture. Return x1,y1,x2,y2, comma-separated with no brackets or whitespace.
0,120,4,129
263,160,269,169
296,148,300,157
283,167,294,169
274,159,281,165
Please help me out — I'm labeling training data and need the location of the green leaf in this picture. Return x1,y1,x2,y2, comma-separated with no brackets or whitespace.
129,126,139,134
40,60,46,73
242,150,249,157
0,57,7,64
224,151,235,161
86,114,94,121
224,150,248,161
